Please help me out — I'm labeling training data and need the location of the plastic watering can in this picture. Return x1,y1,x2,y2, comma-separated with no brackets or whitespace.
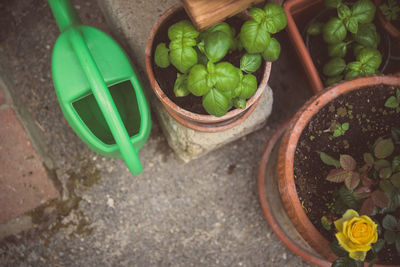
48,0,151,175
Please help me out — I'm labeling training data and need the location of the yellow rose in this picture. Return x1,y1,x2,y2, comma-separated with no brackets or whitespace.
334,209,378,261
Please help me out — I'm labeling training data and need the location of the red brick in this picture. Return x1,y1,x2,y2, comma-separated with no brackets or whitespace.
0,107,60,224
0,89,5,106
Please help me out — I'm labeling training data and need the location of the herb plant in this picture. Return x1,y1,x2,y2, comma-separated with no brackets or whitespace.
384,88,400,112
380,0,400,21
307,0,383,86
154,3,287,117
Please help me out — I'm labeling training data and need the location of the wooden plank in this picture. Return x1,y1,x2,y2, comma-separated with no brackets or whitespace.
182,0,264,31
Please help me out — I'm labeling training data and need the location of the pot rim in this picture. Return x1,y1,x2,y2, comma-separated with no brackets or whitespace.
145,3,271,123
278,75,400,266
257,122,331,267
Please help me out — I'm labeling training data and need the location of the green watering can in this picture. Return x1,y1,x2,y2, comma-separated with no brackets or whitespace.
48,0,151,175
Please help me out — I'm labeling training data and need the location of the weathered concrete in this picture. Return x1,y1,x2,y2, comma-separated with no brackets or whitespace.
156,87,273,162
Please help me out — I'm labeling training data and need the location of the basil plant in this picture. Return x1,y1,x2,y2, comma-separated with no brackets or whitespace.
154,3,287,117
308,0,383,86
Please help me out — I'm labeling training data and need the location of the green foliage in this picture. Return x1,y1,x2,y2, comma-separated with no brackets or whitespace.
380,0,400,21
154,43,170,68
321,216,332,230
333,122,349,137
384,89,400,112
306,0,382,86
153,3,287,117
382,214,400,254
240,53,262,73
332,256,363,267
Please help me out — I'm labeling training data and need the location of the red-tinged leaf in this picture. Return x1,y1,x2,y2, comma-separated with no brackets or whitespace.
362,176,374,187
374,138,394,159
326,169,349,183
360,198,374,215
353,186,371,199
371,190,390,209
340,154,357,171
345,171,360,190
359,163,370,174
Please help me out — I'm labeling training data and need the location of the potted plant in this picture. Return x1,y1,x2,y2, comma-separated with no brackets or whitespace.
283,0,391,93
145,2,287,132
263,75,400,266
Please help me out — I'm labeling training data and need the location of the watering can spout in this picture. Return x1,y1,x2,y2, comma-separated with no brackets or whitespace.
48,0,81,32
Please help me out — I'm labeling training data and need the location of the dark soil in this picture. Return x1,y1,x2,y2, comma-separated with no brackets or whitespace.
303,8,391,85
151,9,265,115
293,84,400,265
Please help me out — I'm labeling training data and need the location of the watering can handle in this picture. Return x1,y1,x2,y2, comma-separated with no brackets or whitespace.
48,0,81,33
68,29,143,175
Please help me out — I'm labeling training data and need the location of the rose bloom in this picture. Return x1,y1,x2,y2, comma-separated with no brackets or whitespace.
334,209,378,261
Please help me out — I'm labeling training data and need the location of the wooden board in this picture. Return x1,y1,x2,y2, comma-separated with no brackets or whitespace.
182,0,264,31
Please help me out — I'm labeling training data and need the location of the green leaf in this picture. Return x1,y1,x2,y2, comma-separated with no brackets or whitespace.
173,73,189,97
338,4,352,20
372,239,385,253
353,23,380,49
321,216,331,231
364,153,375,165
214,62,241,92
233,98,247,109
330,240,348,257
385,96,399,108
382,214,399,231
379,167,393,179
263,3,287,34
332,256,361,267
374,138,394,159
202,88,230,117
154,43,170,68
262,38,281,62
325,75,344,86
384,230,397,244
344,17,359,34
240,20,271,53
238,73,258,99
320,152,341,168
324,0,342,9
249,8,266,24
357,48,382,70
340,154,357,171
205,22,235,39
351,0,376,24
345,69,361,79
323,17,347,44
328,42,348,58
169,46,198,73
307,22,324,36
379,180,394,194
168,20,199,40
353,44,365,58
390,172,400,188
204,31,232,62
240,53,262,73
342,122,349,130
323,57,346,77
187,64,210,96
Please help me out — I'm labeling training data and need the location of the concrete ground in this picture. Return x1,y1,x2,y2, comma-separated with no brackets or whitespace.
0,0,314,266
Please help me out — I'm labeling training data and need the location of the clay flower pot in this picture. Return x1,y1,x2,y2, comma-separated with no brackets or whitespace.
284,0,392,93
145,4,271,132
263,75,400,266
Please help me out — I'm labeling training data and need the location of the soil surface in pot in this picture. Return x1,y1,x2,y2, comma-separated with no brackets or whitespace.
151,9,265,115
293,84,400,264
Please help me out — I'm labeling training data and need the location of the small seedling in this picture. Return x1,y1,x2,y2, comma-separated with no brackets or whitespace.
384,89,400,113
333,122,349,137
380,0,400,21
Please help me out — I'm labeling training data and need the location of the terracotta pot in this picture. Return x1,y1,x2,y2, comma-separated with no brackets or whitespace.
275,75,400,266
145,4,271,132
374,0,400,42
284,0,393,94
